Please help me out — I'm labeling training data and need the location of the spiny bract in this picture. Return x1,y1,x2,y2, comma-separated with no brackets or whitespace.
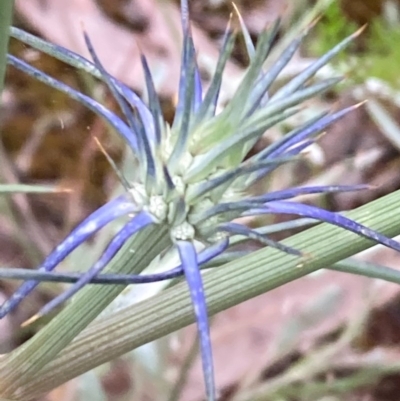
3,2,400,401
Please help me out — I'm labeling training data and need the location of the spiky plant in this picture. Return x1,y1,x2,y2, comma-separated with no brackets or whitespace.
2,2,400,400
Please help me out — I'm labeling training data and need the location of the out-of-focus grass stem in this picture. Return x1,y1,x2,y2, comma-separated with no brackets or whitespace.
0,1,13,99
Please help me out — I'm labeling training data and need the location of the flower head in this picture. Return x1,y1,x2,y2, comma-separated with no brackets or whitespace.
3,2,400,400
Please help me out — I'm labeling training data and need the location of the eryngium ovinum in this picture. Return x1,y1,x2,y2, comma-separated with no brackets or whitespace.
3,2,400,400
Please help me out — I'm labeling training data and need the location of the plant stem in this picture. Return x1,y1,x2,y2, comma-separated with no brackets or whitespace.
0,1,13,98
166,331,200,401
4,189,400,400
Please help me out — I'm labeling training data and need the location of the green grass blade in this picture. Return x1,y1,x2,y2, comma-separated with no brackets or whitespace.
330,258,400,284
0,184,68,194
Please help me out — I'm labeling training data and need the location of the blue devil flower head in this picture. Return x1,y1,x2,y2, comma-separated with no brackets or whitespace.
3,2,400,400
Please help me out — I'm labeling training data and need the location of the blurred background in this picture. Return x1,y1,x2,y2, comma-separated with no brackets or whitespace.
2,0,400,400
